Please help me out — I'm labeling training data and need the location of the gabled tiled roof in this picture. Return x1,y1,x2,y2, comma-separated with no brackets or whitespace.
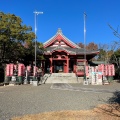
66,47,99,54
44,47,99,55
43,28,80,48
50,46,76,54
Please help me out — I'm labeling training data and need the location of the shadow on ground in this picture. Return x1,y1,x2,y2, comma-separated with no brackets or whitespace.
96,91,120,117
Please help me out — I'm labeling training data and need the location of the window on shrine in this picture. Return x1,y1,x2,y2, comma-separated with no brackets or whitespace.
76,65,84,72
61,55,66,58
53,55,58,58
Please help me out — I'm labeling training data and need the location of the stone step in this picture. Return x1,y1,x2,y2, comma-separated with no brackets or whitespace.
45,78,78,83
51,73,76,77
43,73,83,83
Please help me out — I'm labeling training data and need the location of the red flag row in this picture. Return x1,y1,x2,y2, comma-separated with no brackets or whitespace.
6,64,38,77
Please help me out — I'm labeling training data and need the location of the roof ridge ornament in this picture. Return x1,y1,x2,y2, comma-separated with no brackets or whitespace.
57,28,62,34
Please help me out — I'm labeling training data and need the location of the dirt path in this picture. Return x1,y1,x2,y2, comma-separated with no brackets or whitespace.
11,104,120,120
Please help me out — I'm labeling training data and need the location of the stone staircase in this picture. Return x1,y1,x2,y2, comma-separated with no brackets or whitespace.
42,73,83,83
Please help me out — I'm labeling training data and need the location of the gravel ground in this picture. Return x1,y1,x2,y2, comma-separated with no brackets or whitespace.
0,82,120,120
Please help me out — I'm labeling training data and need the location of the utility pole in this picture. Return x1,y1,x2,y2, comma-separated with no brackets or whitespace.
33,11,43,81
34,11,43,72
84,12,87,81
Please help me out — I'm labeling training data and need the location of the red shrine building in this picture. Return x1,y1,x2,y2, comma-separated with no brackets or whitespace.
43,28,99,76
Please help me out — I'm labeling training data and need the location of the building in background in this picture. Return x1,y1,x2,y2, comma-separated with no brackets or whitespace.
42,28,99,76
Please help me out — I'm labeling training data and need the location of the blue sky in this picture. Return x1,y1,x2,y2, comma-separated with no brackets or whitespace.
0,0,120,45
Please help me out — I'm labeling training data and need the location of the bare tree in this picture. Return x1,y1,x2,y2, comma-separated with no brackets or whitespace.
78,42,98,50
86,42,98,51
108,24,120,39
77,42,84,48
108,24,120,78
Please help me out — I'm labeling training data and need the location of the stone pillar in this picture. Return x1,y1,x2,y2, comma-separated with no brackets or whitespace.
51,59,53,73
64,62,66,73
49,58,53,73
66,58,69,73
42,61,45,75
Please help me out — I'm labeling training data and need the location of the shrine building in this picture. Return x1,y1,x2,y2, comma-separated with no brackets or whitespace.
43,28,99,76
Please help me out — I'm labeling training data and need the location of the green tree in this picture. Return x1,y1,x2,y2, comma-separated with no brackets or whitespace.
110,49,120,78
97,49,106,61
0,12,44,65
23,41,44,66
97,44,108,62
0,12,34,63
